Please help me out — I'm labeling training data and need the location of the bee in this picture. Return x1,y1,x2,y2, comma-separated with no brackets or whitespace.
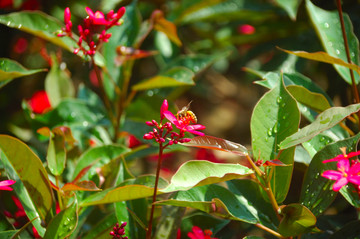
176,101,197,124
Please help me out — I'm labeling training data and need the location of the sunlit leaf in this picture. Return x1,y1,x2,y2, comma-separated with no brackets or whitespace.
132,67,194,91
43,199,78,239
152,10,181,46
62,181,101,192
280,48,360,78
184,135,248,156
306,0,360,84
251,76,300,202
0,58,45,88
278,203,316,237
0,135,53,236
300,133,360,216
280,103,360,149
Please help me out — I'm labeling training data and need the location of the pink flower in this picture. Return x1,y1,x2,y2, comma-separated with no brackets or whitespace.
160,99,168,120
64,7,71,24
237,24,255,35
85,7,111,25
163,110,205,136
188,226,218,239
28,90,51,114
323,150,360,163
0,180,15,191
322,159,360,191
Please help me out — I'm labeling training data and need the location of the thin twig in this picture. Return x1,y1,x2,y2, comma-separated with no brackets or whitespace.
255,223,285,238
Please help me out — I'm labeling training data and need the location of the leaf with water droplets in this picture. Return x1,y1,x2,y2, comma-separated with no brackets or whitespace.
251,74,300,202
132,66,195,91
0,58,45,88
280,103,360,149
306,0,360,85
300,133,360,216
43,198,78,239
184,135,248,156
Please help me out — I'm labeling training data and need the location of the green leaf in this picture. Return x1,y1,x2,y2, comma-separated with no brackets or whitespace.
306,0,360,84
278,203,316,237
251,76,300,202
46,130,66,176
329,220,360,239
274,0,301,19
45,55,75,107
0,58,45,88
279,103,360,149
82,213,118,239
0,231,18,239
72,145,130,182
161,161,253,193
154,206,186,239
286,85,331,112
158,181,278,229
0,135,53,236
43,199,78,239
300,133,360,216
0,11,76,52
132,67,195,91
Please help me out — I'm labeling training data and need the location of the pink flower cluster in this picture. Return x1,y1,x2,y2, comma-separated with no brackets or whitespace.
143,100,205,146
187,226,218,239
322,149,360,192
58,7,126,56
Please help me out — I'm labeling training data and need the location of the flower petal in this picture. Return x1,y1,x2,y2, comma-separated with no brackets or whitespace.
323,154,347,163
85,7,94,17
160,100,168,120
0,180,16,187
337,159,350,172
349,163,360,175
333,177,348,191
163,110,178,125
322,170,343,180
348,175,360,185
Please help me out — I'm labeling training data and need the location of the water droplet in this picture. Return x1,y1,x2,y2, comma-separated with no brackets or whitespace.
265,137,268,142
276,96,282,104
267,128,273,136
351,52,355,57
273,124,278,134
282,115,287,120
18,24,22,29
63,218,70,225
281,102,286,107
71,112,76,118
83,121,89,127
324,22,329,28
7,21,11,26
328,41,333,47
320,136,325,142
193,66,199,72
44,24,49,29
335,49,340,55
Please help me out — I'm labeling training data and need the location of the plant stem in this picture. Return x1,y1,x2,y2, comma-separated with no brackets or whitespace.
90,57,115,132
146,143,163,239
336,0,360,128
55,176,63,210
255,223,285,238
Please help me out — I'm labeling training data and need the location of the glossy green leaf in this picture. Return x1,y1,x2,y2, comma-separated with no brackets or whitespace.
43,199,78,239
161,161,253,193
158,181,278,229
0,231,18,239
0,11,76,51
0,135,53,236
154,206,185,239
280,103,360,149
251,77,300,202
278,203,316,237
45,55,75,107
329,220,360,239
82,213,117,239
132,67,195,91
275,0,301,19
80,175,168,207
300,133,360,216
306,0,360,84
302,133,335,158
61,181,101,192
287,85,331,112
0,58,45,86
72,145,130,181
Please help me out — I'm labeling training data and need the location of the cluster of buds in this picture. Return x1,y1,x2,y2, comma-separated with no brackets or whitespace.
143,100,205,147
58,7,126,56
109,222,128,239
322,148,360,193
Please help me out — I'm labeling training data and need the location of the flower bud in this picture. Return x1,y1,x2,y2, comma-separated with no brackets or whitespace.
143,133,154,140
146,121,154,126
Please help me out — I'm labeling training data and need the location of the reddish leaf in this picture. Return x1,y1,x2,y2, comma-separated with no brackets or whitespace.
72,165,93,183
263,159,289,167
61,181,101,192
151,10,181,46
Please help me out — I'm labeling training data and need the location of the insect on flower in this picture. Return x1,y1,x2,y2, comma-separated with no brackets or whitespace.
176,101,197,125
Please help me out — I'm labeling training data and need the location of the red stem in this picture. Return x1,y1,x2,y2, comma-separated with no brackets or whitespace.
146,143,163,239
